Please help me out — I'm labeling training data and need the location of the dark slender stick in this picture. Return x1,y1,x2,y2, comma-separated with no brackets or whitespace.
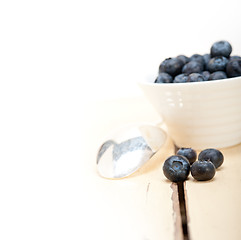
177,181,189,240
174,145,190,240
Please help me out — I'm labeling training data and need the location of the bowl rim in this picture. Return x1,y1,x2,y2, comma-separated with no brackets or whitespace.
139,75,241,88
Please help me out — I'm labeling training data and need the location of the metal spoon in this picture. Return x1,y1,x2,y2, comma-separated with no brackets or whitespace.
96,123,166,179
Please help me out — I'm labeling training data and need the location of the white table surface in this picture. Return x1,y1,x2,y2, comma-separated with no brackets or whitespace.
1,88,241,240
0,91,175,240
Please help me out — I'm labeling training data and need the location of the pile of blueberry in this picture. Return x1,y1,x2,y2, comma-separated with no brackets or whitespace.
155,40,241,83
162,148,224,182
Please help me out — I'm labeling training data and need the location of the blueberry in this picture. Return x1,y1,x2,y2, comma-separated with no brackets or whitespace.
163,155,190,182
226,59,241,78
154,72,173,83
176,55,190,66
190,54,205,66
159,58,183,77
173,73,189,83
187,73,205,82
203,54,211,70
211,40,232,58
229,56,241,61
207,56,228,72
182,61,204,74
202,71,210,81
208,71,227,80
191,160,216,181
198,148,224,169
176,148,197,165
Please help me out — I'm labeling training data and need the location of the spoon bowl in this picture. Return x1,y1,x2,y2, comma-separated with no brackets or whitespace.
96,123,166,179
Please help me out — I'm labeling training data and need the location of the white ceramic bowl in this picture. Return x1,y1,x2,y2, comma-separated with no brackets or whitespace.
139,76,241,150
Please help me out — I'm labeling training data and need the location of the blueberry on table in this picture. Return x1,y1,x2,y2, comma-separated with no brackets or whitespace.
211,40,232,58
173,73,189,83
154,72,173,83
226,59,241,78
208,71,227,80
159,58,183,77
187,73,205,82
198,148,224,169
207,56,228,72
191,160,216,181
202,71,210,81
182,61,204,74
163,155,190,182
176,148,197,165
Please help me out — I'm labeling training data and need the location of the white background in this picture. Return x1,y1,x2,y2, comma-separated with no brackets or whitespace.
0,0,241,239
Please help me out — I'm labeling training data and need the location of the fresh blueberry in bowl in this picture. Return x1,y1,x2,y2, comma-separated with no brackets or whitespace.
208,71,227,80
153,40,240,85
176,148,197,165
201,71,210,81
203,53,211,70
173,73,189,83
190,54,205,66
159,58,183,77
187,73,205,82
191,160,216,181
198,148,224,169
211,40,232,58
155,72,173,83
163,155,190,182
182,61,204,74
207,56,228,72
226,59,241,78
229,56,241,61
176,55,190,66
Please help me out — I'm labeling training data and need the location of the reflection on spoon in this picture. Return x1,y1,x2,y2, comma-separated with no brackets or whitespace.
96,124,166,179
